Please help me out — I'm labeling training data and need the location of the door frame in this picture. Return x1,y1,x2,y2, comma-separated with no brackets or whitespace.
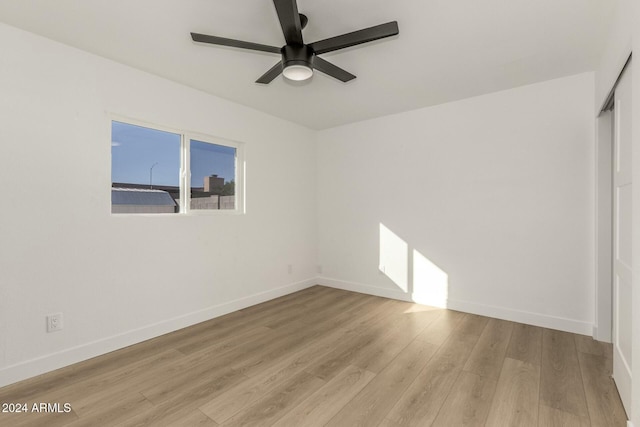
594,54,632,344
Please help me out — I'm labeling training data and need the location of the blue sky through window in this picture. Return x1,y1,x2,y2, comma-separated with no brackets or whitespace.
111,121,236,187
111,121,180,187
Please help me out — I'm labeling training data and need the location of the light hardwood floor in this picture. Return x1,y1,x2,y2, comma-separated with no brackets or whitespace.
0,286,628,426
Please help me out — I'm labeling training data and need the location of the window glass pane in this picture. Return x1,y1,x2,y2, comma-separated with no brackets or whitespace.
190,139,236,210
111,121,181,214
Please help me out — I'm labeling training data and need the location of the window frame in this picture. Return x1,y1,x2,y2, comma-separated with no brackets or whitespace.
110,115,245,216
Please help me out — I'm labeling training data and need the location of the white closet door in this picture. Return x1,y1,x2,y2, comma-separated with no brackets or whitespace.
612,61,633,415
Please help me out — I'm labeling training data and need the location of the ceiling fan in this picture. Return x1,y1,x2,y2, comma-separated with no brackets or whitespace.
190,0,399,84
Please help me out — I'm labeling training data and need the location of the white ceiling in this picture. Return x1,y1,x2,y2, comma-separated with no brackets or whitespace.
0,0,614,129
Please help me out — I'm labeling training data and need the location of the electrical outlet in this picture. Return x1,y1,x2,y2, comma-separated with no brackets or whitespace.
287,264,293,274
317,265,323,274
47,313,64,333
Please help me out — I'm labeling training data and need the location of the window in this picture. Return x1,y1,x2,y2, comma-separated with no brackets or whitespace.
111,119,243,214
190,139,237,211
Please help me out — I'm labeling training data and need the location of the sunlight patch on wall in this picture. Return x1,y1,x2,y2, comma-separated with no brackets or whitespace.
379,223,449,308
412,249,449,308
379,223,408,292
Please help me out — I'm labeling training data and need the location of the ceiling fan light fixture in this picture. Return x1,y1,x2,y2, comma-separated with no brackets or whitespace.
283,64,313,81
190,0,399,85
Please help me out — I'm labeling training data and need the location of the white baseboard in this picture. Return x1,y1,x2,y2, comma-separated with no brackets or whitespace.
446,298,593,336
320,277,414,302
592,322,613,343
0,278,317,388
319,277,593,336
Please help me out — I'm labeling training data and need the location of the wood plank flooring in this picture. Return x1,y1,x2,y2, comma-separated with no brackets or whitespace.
0,286,628,426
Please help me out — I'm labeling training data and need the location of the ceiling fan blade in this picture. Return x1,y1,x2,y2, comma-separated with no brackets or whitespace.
272,0,304,45
191,32,280,54
256,61,284,84
313,57,356,82
309,21,399,55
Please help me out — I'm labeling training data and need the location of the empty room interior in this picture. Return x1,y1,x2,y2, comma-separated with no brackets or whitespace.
0,1,639,426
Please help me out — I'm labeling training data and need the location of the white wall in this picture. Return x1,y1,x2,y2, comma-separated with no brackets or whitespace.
0,23,317,387
595,0,633,112
594,110,612,343
317,73,596,335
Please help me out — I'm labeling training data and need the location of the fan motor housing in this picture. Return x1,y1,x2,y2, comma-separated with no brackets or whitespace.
281,45,314,69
